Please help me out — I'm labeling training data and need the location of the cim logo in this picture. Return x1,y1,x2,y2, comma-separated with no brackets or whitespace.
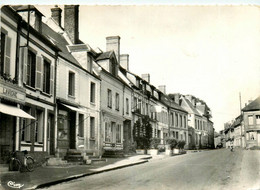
7,181,24,189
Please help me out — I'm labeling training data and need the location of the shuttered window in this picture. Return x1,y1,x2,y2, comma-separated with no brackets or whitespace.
0,32,11,77
36,55,43,90
26,50,36,88
43,59,51,94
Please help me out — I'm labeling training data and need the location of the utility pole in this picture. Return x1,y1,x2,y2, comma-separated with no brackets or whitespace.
239,92,242,115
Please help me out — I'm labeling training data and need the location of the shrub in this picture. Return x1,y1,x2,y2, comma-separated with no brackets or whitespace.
166,137,178,150
150,137,161,149
178,140,186,150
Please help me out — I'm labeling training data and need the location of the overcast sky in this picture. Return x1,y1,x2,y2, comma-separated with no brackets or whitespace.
33,4,260,132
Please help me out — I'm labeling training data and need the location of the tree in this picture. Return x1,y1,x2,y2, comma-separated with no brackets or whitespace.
133,116,153,149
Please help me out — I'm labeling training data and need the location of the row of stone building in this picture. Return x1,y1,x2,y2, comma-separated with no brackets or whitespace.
0,5,214,165
222,96,260,149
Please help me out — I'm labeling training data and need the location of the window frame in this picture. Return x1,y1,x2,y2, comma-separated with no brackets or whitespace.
68,71,75,97
90,82,96,103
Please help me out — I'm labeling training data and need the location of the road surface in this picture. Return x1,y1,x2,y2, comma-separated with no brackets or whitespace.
41,149,260,190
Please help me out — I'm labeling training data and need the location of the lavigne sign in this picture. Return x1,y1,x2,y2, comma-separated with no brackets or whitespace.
0,84,25,103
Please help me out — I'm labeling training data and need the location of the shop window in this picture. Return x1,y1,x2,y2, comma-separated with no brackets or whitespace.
90,117,95,139
21,107,32,142
256,115,260,125
107,89,112,108
68,71,75,96
78,114,84,137
35,109,44,144
0,31,11,77
43,59,51,94
116,124,121,143
105,122,111,142
248,115,254,125
90,82,96,103
115,93,119,111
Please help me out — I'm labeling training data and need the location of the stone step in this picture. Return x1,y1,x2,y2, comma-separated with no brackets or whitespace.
46,157,68,166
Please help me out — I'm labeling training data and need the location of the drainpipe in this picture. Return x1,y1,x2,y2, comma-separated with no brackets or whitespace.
54,52,58,157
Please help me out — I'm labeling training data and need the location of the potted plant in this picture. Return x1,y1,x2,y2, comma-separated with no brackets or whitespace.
165,137,178,156
148,137,161,155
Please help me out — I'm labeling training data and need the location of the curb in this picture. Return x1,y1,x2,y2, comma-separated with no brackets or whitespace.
28,160,148,190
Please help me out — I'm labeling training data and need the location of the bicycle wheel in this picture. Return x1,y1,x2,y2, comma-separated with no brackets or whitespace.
26,157,34,172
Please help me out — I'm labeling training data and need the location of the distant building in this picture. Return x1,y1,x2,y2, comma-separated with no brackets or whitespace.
242,96,260,148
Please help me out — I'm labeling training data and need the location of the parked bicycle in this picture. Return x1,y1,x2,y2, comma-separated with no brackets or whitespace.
9,150,35,172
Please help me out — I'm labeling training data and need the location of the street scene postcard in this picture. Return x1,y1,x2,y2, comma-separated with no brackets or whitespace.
0,1,260,190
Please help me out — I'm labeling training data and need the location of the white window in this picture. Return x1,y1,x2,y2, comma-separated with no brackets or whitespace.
68,71,75,96
0,31,11,77
248,115,254,125
107,89,112,108
115,93,119,111
256,115,260,125
90,82,96,103
116,124,121,143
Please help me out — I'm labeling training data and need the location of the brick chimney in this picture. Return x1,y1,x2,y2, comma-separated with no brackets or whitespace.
141,74,150,83
120,54,129,71
64,5,79,44
158,85,166,94
106,36,120,63
174,93,180,105
51,5,62,27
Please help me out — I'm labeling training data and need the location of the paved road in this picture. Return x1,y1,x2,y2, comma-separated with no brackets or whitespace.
41,149,260,190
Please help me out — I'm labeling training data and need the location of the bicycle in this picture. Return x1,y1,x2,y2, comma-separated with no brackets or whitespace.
9,150,35,172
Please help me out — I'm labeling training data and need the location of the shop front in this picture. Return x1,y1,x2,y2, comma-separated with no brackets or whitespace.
0,80,34,164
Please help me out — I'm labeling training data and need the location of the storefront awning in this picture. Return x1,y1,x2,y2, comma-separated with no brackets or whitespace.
61,103,87,113
0,103,35,119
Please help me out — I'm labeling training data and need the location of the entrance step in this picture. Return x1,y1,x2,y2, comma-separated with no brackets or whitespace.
103,149,125,158
66,149,84,164
46,157,68,166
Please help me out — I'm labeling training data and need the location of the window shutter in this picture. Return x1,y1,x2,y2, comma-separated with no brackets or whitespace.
36,56,43,90
25,119,31,142
4,36,11,75
50,65,54,95
21,47,28,84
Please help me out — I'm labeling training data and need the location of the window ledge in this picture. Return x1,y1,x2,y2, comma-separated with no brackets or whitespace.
68,95,76,99
24,84,37,91
89,138,95,141
40,91,52,97
90,102,96,106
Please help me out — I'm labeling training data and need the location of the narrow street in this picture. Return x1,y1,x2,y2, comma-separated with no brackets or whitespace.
41,149,260,190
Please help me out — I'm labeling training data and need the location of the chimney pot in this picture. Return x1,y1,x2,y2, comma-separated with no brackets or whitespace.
141,74,150,83
51,6,62,27
106,36,120,63
158,85,166,94
120,54,129,71
64,5,79,44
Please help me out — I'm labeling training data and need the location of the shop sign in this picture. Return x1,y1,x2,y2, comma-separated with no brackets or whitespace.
0,85,25,102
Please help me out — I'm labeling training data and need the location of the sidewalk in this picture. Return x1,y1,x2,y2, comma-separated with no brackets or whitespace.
0,151,202,190
0,155,153,190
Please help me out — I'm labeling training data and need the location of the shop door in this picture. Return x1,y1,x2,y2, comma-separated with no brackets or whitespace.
123,120,131,152
0,113,15,164
69,112,76,149
47,113,55,155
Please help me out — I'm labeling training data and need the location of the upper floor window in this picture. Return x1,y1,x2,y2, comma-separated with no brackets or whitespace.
43,59,51,94
115,93,119,111
0,31,11,77
90,82,96,103
180,115,183,128
248,115,253,125
256,115,260,125
68,71,75,96
175,113,178,127
126,98,129,114
107,89,112,108
27,50,36,88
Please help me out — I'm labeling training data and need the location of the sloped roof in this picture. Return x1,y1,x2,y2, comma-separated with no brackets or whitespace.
12,5,44,16
184,98,201,116
95,51,114,61
231,115,242,128
242,96,260,112
41,22,80,66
